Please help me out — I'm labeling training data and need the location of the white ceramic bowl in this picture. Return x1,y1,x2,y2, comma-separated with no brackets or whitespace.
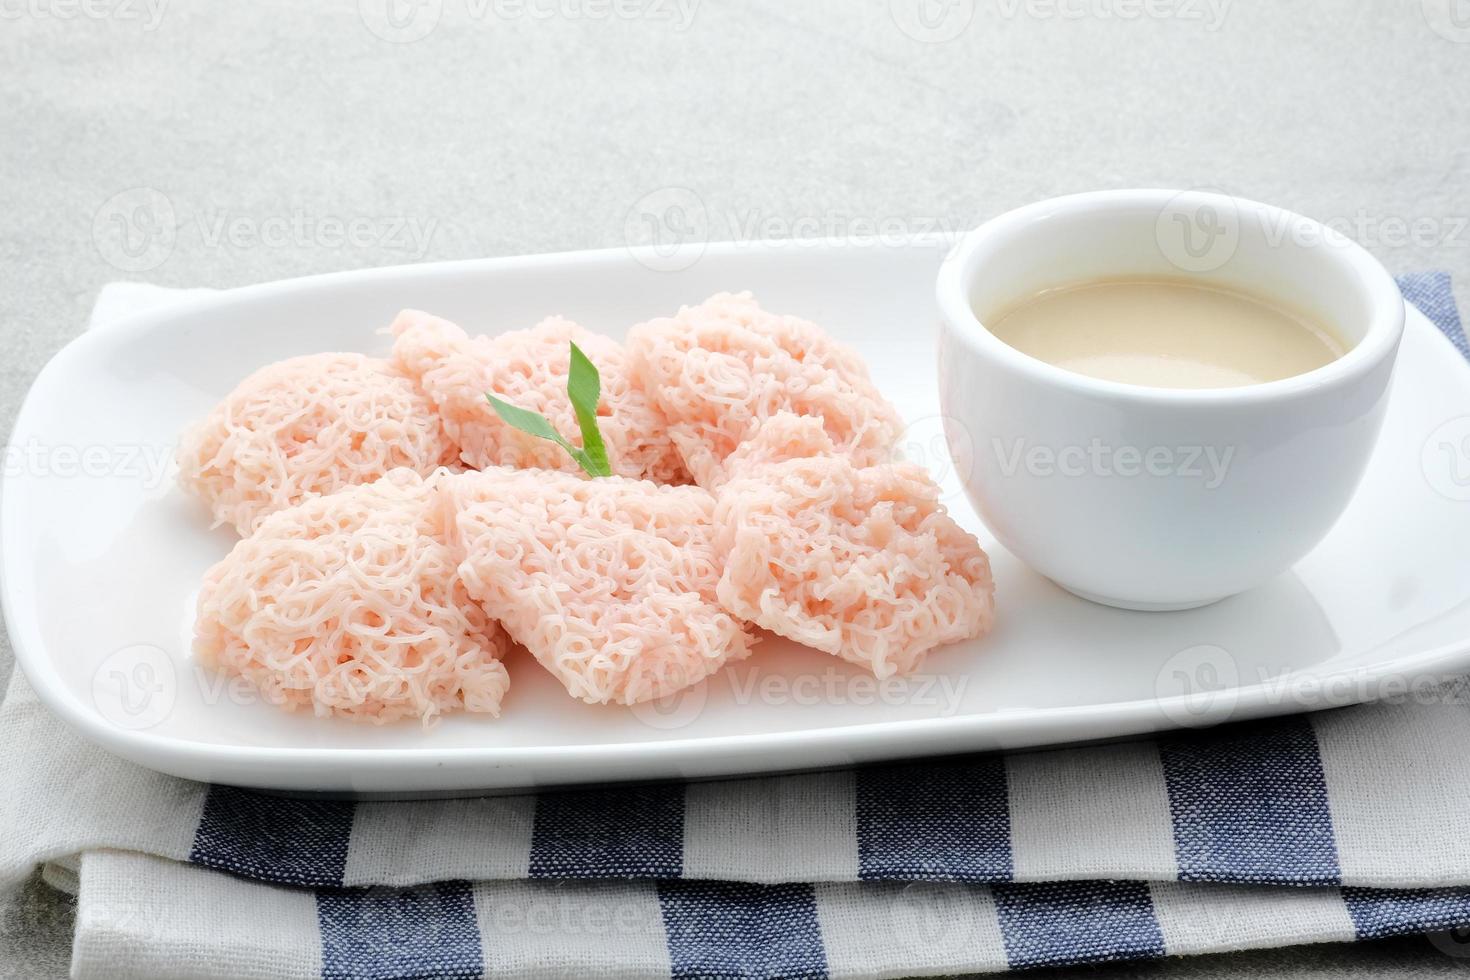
937,190,1405,610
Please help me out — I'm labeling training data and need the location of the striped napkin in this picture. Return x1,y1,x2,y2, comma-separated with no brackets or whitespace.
2,273,1469,979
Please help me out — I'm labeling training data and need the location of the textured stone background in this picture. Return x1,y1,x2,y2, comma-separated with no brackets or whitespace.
3,0,1469,974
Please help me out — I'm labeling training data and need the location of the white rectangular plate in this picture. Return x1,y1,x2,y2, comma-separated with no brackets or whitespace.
7,241,1470,795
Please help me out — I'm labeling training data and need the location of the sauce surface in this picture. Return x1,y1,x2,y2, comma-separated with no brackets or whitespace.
985,278,1347,389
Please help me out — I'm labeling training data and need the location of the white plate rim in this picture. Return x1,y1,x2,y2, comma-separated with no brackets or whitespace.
6,241,1470,790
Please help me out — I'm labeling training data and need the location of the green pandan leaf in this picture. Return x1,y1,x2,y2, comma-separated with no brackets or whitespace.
566,342,611,478
485,342,613,479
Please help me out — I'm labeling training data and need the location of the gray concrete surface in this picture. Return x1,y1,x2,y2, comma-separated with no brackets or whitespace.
3,0,1469,975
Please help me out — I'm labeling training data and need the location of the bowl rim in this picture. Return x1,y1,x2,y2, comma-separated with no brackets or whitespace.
935,188,1406,405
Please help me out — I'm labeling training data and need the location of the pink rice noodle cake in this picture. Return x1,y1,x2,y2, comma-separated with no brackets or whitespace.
194,469,511,725
714,448,995,679
389,310,688,485
625,291,905,489
448,468,754,705
177,352,457,535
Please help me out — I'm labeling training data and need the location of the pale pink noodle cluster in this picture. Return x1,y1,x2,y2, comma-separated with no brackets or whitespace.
177,353,457,535
194,469,511,725
626,291,905,489
389,311,689,484
714,452,995,679
447,468,754,705
721,411,838,478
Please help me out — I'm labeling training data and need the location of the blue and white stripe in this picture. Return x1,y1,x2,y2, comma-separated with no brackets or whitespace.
181,703,1470,899
66,851,1470,979
162,698,1470,978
